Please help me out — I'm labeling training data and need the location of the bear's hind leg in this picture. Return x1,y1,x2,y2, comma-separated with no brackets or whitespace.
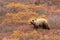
42,23,50,30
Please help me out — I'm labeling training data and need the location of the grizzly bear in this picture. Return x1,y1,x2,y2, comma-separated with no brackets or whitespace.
30,18,50,30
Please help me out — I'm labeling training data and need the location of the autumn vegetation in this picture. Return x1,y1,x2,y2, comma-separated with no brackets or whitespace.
0,0,60,40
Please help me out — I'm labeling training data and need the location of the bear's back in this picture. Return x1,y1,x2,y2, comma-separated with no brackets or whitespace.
34,18,47,25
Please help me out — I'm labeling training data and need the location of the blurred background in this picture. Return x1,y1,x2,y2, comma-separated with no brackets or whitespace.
0,0,60,40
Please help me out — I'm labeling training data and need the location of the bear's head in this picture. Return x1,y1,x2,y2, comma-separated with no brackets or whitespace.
30,19,36,25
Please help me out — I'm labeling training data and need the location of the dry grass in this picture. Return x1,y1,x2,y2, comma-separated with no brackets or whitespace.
0,0,60,40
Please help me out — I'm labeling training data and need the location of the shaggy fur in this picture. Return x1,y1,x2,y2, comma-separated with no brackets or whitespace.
30,18,50,30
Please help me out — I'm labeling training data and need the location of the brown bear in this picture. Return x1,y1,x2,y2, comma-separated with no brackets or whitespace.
30,18,50,30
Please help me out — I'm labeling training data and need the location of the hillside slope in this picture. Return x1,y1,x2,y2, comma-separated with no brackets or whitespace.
0,0,60,40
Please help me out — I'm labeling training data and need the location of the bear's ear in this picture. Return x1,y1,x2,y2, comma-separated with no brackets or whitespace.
32,20,34,22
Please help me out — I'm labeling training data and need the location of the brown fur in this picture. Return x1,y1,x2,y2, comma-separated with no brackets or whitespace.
30,18,50,30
